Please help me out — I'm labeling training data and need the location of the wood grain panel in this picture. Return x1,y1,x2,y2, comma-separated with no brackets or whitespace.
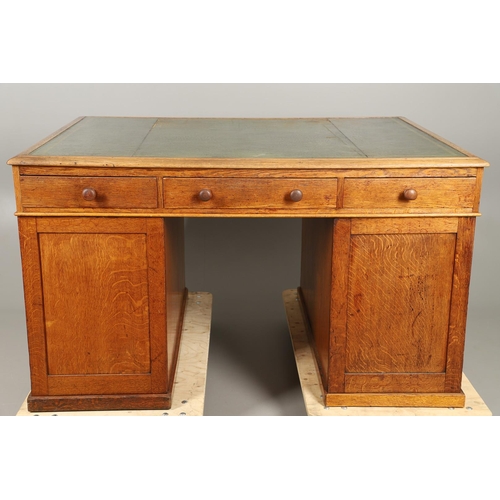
473,168,484,212
325,391,465,408
39,232,151,376
351,217,458,235
36,217,146,233
144,219,168,393
299,218,334,387
17,218,49,396
336,177,345,208
48,374,151,395
445,218,476,391
12,166,22,213
164,218,187,392
345,373,446,393
20,176,158,209
346,232,456,374
328,219,351,392
9,155,489,169
343,177,476,211
27,393,171,412
163,178,337,210
18,166,480,178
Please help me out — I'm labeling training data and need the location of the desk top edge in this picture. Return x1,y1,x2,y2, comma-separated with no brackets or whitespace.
7,116,490,167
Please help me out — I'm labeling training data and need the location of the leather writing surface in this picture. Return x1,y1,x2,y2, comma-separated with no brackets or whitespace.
329,117,465,157
134,118,363,158
30,117,466,159
31,117,157,157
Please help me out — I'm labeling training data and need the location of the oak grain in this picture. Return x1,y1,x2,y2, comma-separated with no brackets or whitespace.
39,231,151,377
299,219,334,388
445,217,476,392
163,177,338,210
324,391,465,408
18,218,48,396
343,177,476,211
20,217,186,410
20,175,158,209
328,219,351,393
345,232,456,374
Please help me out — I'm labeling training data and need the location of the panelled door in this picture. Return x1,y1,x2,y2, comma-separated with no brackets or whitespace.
18,217,169,398
328,217,475,395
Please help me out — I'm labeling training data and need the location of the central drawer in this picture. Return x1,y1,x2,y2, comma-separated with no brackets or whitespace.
163,178,338,210
20,176,158,209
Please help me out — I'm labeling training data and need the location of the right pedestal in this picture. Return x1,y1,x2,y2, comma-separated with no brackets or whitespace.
299,217,476,408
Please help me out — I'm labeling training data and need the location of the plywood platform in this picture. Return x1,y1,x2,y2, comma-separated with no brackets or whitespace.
17,292,212,417
282,288,492,416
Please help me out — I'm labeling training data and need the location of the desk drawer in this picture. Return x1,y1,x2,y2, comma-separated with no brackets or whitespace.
343,178,476,211
163,178,338,210
20,176,158,209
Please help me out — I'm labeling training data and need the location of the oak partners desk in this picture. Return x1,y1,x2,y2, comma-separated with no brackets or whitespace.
8,117,488,412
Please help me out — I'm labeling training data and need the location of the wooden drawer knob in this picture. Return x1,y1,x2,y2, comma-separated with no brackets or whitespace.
82,187,97,201
290,189,303,202
198,189,213,201
403,188,418,200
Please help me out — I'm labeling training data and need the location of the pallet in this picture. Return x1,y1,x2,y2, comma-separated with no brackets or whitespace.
282,288,492,416
17,292,212,417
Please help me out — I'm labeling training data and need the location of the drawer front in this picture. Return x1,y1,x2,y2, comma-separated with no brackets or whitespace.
163,178,338,210
343,177,476,211
20,176,158,209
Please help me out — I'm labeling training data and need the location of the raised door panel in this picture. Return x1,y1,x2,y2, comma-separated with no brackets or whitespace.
327,217,468,395
19,217,172,398
39,232,151,376
345,232,456,374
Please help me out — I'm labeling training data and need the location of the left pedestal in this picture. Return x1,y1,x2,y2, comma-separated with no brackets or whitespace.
18,217,187,412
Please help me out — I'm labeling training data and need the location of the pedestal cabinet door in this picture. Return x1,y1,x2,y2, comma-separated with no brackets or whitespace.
18,217,184,404
328,217,475,395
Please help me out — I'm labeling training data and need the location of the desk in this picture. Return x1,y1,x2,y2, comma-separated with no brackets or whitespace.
8,117,488,412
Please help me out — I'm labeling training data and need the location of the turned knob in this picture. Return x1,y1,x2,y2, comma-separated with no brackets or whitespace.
403,188,418,200
290,189,303,202
82,187,97,201
198,189,213,201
